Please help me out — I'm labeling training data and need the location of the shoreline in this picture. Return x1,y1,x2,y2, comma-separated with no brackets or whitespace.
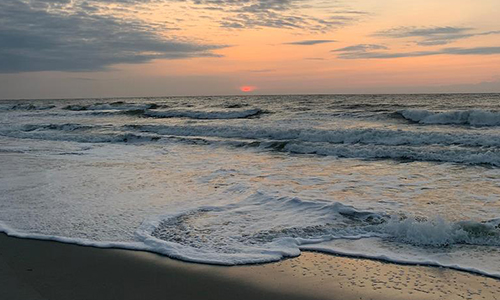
1,233,499,300
2,222,499,279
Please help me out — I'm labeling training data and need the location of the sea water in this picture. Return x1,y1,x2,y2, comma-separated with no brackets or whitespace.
0,94,499,276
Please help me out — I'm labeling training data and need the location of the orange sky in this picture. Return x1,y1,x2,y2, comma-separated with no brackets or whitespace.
1,0,499,98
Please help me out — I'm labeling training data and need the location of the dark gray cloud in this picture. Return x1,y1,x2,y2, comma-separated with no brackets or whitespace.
285,39,336,45
374,26,500,46
334,45,500,59
0,0,225,73
26,1,366,32
332,44,387,52
183,0,366,32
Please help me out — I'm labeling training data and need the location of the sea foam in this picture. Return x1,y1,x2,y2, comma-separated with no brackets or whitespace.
3,192,499,277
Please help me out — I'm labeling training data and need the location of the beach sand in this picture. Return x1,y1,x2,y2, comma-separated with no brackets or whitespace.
1,233,499,300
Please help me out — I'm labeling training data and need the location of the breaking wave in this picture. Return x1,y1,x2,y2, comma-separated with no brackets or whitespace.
383,217,500,247
127,124,500,166
399,109,500,126
3,122,500,166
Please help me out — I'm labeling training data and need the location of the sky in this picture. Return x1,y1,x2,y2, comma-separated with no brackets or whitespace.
1,0,500,99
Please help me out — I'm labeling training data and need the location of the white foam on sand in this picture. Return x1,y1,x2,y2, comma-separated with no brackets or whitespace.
2,194,500,278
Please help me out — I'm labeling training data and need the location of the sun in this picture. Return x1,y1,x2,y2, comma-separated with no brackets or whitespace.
240,86,256,92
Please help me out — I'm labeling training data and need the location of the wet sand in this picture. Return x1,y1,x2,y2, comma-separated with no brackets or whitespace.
1,233,499,300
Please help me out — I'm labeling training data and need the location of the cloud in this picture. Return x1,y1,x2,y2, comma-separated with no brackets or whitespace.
374,26,500,46
285,39,336,45
23,1,368,33
332,44,387,52
0,0,225,73
334,45,500,59
182,0,367,32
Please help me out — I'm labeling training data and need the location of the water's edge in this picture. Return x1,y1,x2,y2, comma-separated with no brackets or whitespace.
2,222,499,279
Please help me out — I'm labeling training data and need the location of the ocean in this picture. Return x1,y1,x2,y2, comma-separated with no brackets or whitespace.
0,94,499,277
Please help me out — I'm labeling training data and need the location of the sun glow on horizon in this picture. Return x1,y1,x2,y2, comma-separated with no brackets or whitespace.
240,86,256,92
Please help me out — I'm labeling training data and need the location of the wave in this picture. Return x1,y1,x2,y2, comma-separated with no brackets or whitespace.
223,103,250,109
2,127,161,144
129,124,500,148
383,217,500,247
5,123,500,166
22,123,97,132
82,107,265,120
0,103,56,111
281,142,500,166
63,101,160,111
143,108,264,119
399,109,500,126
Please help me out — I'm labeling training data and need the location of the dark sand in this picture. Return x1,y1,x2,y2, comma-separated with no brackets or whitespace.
1,233,499,300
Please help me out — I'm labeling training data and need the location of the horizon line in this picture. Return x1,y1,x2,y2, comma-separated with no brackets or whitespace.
2,91,500,101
